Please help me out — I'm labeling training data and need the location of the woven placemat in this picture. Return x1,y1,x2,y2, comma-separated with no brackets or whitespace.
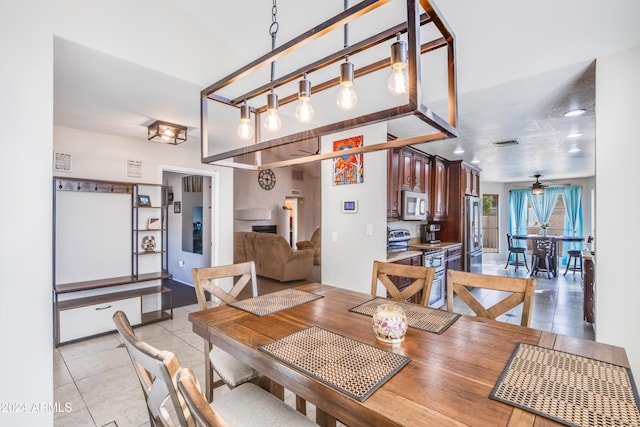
229,288,323,317
259,325,410,402
349,297,460,334
491,343,640,427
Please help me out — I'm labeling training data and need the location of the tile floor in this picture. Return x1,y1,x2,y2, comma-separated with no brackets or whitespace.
53,263,592,426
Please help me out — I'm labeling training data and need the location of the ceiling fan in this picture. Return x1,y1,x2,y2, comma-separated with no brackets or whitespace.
517,174,570,195
531,174,546,195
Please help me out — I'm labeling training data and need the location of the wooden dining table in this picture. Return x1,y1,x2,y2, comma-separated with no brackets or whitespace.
188,282,632,427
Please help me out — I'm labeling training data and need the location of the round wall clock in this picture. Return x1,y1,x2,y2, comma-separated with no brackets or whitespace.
258,169,276,190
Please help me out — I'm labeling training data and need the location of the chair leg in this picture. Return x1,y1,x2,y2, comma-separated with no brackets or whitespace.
522,253,529,271
504,252,511,269
544,258,552,279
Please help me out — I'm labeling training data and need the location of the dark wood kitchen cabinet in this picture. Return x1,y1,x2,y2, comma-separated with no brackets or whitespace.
431,156,449,220
445,244,462,272
387,146,431,221
387,148,401,220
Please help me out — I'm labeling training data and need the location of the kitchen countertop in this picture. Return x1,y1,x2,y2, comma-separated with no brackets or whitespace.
386,240,462,262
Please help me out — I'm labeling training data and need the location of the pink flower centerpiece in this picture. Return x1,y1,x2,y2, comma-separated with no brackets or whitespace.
372,304,408,344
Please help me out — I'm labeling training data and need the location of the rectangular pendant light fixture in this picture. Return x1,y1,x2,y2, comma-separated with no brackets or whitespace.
148,120,188,145
200,0,458,170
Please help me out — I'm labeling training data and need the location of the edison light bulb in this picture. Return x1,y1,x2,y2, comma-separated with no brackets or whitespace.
237,104,254,140
237,119,253,140
336,84,358,111
264,110,281,132
388,66,408,96
295,98,314,123
264,92,282,132
336,61,357,111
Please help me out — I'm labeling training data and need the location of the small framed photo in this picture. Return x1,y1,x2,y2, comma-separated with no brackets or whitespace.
174,201,181,213
137,195,152,207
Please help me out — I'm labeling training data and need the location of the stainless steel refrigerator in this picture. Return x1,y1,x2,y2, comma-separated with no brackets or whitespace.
464,196,483,273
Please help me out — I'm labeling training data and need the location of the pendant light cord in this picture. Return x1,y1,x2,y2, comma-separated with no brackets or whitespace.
270,0,279,82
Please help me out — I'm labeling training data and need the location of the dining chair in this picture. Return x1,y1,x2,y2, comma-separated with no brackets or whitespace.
504,233,528,271
113,310,316,427
530,238,555,279
446,270,536,327
371,260,435,306
191,262,260,402
112,310,192,426
176,367,316,427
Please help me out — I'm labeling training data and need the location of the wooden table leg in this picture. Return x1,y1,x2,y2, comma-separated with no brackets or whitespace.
316,408,337,427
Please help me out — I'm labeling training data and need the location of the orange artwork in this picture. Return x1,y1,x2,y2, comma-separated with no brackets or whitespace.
333,135,364,185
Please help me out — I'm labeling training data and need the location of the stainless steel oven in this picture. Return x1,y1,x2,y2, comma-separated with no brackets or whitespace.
424,249,445,308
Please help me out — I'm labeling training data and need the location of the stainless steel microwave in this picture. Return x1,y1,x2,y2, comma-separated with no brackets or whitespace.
401,191,428,220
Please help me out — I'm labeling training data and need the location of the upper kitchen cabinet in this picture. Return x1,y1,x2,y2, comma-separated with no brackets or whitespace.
462,162,481,196
431,156,449,221
387,148,401,220
387,146,431,221
400,148,430,194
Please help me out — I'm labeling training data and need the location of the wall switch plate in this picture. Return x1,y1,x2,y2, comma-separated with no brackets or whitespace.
366,224,373,235
331,231,338,242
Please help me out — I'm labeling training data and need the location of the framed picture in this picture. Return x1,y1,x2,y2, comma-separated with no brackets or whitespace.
333,135,364,185
137,195,152,207
174,201,181,213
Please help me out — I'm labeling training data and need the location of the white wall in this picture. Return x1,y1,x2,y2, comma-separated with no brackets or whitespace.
321,123,388,293
595,45,640,378
0,3,54,424
233,167,320,242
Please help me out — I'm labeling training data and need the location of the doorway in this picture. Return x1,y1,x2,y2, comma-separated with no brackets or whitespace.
162,167,217,285
284,197,298,247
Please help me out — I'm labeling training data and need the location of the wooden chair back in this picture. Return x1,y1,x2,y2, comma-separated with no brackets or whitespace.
191,261,258,310
112,310,193,427
191,261,259,401
177,368,229,427
446,270,536,327
371,260,435,306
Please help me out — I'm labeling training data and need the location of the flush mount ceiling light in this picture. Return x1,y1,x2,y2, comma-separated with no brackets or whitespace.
147,120,187,145
563,109,587,117
200,0,458,170
453,145,464,154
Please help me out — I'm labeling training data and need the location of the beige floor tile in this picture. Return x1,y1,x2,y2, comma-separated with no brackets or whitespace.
75,363,139,405
57,333,121,360
63,344,132,381
53,382,86,420
54,407,95,426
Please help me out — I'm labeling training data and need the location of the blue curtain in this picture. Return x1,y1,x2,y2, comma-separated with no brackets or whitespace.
509,189,529,248
527,187,561,225
562,186,583,262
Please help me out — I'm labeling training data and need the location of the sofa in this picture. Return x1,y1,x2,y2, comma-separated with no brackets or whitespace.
234,232,314,282
296,228,321,265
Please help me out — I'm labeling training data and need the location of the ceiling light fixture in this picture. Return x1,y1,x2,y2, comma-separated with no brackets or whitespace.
563,109,587,117
237,102,254,140
336,2,358,111
295,74,314,123
453,146,464,154
388,33,409,96
200,0,458,169
147,120,187,145
567,132,583,138
470,158,480,164
264,2,282,133
568,147,581,153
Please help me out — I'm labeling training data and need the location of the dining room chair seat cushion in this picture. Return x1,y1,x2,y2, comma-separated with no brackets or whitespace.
210,382,316,426
209,346,259,387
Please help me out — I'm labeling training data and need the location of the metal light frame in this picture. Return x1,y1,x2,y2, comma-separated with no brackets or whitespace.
200,0,457,169
148,120,188,145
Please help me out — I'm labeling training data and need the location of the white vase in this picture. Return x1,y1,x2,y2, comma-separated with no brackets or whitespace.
372,304,408,344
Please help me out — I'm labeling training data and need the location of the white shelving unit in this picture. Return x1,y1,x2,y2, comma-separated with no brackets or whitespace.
53,178,172,346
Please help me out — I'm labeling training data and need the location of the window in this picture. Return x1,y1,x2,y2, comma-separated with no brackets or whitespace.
482,194,498,253
526,196,566,235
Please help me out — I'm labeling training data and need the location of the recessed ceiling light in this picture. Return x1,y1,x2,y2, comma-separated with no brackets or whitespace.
470,158,480,164
453,146,464,154
567,132,584,138
568,147,581,153
563,109,587,117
